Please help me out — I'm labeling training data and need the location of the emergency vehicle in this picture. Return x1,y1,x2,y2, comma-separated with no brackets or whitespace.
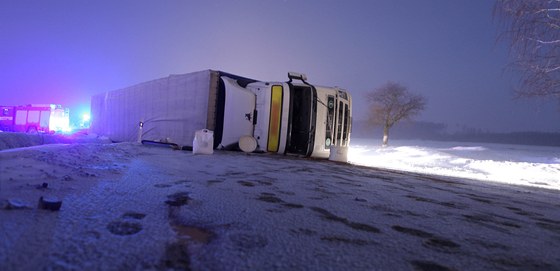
0,104,70,133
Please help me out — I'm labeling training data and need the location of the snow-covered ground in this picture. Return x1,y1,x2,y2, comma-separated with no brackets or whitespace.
1,136,559,270
349,138,560,191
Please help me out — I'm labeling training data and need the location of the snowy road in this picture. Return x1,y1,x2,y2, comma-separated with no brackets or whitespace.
1,143,559,270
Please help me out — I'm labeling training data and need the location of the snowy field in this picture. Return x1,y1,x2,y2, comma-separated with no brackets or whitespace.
349,138,560,191
1,136,560,270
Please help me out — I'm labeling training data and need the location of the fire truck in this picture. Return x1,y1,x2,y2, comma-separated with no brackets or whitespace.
0,104,70,133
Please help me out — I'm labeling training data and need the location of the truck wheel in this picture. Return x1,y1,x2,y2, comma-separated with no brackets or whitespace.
27,127,38,134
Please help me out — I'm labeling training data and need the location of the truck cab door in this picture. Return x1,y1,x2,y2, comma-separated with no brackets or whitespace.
219,76,256,149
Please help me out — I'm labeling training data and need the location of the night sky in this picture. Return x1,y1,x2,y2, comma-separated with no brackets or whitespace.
1,0,559,132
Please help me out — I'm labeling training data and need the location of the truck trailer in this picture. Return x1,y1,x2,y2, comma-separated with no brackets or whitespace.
90,70,352,159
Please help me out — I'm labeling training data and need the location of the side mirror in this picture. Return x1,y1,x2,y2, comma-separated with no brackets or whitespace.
288,72,308,83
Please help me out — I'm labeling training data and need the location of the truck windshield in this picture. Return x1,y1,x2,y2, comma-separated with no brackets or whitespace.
286,85,316,155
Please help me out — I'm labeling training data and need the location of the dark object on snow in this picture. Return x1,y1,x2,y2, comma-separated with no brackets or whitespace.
36,182,49,190
38,196,62,211
141,140,180,150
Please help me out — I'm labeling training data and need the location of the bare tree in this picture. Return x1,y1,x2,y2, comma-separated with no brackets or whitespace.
366,81,426,146
494,0,560,102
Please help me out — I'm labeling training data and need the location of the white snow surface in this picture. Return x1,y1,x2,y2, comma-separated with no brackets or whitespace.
0,140,559,270
349,138,560,191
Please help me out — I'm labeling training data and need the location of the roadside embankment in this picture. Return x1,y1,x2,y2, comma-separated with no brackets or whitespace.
0,132,109,151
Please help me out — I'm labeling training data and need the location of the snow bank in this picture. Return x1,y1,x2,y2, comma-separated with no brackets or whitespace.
0,132,109,151
348,138,560,190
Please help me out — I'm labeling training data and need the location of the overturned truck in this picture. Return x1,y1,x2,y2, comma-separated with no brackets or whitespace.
90,70,352,159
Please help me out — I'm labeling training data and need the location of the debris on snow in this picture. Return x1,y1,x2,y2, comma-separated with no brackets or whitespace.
37,196,62,211
3,198,31,210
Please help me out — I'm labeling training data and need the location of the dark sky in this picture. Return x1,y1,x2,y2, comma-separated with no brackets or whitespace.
1,0,559,132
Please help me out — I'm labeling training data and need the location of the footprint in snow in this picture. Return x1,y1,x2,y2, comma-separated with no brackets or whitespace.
410,260,454,271
257,193,304,209
391,225,434,238
107,212,147,236
310,207,380,233
165,192,191,206
423,237,461,253
238,180,256,187
122,212,147,220
107,221,143,236
229,233,268,250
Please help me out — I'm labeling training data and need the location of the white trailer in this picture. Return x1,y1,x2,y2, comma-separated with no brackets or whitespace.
90,70,351,158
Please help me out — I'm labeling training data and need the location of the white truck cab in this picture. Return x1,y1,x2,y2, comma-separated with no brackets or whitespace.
219,72,352,158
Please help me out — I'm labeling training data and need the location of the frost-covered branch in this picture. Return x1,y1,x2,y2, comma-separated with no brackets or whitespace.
494,0,560,104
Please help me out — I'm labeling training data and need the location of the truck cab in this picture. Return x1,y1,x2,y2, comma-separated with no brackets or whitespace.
219,72,352,158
